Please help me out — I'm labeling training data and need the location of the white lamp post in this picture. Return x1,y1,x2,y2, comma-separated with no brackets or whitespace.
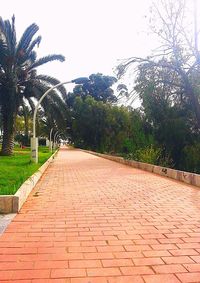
49,128,53,152
31,77,89,163
56,133,63,147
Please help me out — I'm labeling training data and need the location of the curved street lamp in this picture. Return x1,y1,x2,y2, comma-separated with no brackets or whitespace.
31,77,89,163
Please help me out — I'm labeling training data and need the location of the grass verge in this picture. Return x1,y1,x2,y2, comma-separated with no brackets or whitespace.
0,146,53,195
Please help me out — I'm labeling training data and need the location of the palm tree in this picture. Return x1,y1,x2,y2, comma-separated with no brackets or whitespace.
0,16,66,155
17,104,32,138
35,94,70,138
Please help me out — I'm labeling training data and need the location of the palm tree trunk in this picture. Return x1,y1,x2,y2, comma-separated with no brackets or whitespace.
1,109,15,156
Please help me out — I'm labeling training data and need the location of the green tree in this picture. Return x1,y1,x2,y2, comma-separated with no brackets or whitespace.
117,0,200,129
66,73,117,107
18,104,32,138
0,16,66,155
181,142,200,173
134,60,195,167
71,96,107,150
71,95,153,155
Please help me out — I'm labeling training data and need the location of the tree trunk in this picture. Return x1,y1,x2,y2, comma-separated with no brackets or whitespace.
0,108,16,156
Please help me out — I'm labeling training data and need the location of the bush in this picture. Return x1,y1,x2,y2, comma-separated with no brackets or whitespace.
126,145,161,165
126,145,175,167
39,138,47,146
135,145,161,164
181,143,200,173
122,138,136,154
15,134,30,146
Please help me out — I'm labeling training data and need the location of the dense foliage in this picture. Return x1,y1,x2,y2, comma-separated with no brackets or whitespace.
69,95,157,160
68,91,200,173
66,73,117,107
113,0,200,173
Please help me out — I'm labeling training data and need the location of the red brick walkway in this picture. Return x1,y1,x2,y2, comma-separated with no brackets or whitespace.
0,148,200,282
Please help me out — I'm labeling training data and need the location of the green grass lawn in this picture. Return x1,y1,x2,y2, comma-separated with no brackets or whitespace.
0,146,53,195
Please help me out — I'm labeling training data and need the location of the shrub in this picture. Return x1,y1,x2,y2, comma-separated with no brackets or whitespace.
135,145,161,164
122,138,136,154
181,143,200,173
15,134,30,146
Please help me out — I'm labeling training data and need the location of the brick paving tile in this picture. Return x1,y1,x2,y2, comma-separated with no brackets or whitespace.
87,267,121,276
69,259,102,268
169,249,199,256
102,259,134,267
191,256,200,263
113,251,143,258
176,272,200,282
143,274,181,283
71,277,108,283
3,281,32,283
184,263,200,272
0,147,200,282
107,275,145,283
120,266,154,275
51,268,86,278
32,280,68,283
152,264,188,273
142,250,171,257
162,256,195,264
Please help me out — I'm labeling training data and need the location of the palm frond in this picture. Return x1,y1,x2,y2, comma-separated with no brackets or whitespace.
18,50,37,67
40,82,67,114
29,54,65,70
41,96,67,131
17,36,41,66
29,51,37,63
29,80,68,130
27,35,41,53
32,80,58,100
0,39,9,68
47,89,67,110
0,17,5,32
0,16,16,56
26,97,36,113
36,74,67,97
10,15,16,55
23,78,47,99
16,23,39,54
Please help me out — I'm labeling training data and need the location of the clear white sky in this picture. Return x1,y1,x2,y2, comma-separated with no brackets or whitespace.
1,0,154,83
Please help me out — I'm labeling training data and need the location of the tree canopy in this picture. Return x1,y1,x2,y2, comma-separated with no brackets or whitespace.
66,73,117,107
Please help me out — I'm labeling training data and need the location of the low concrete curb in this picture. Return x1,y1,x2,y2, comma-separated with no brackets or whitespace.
0,150,58,214
84,150,200,189
0,213,16,235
